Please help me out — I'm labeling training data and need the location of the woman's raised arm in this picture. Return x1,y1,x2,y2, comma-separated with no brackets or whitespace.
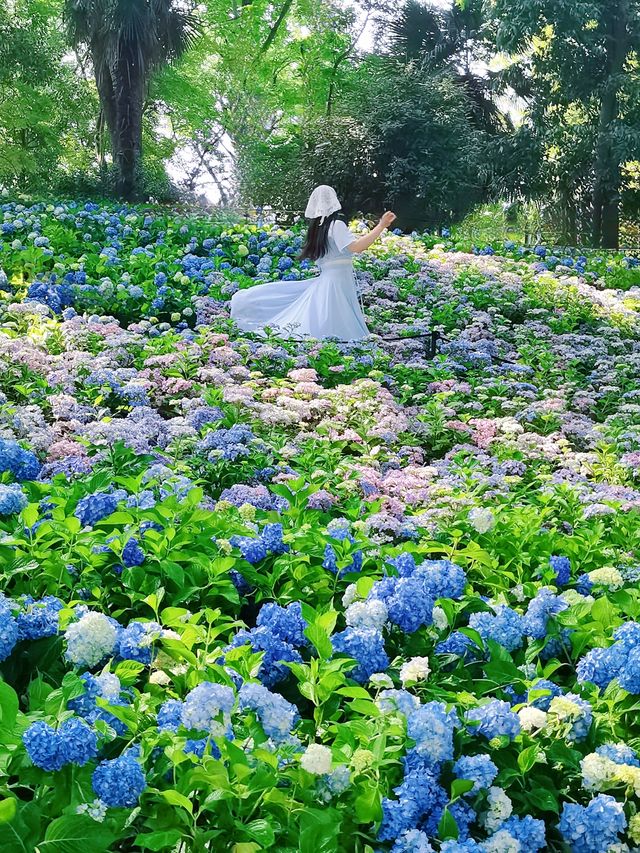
348,211,397,254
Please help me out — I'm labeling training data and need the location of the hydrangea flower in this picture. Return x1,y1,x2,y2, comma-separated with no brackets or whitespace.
550,555,571,586
75,491,124,527
16,595,64,641
0,483,28,516
453,754,498,793
469,606,524,652
92,754,146,807
0,438,41,480
23,718,97,771
65,611,119,667
407,701,457,765
255,601,307,647
238,682,298,742
466,700,520,740
0,594,18,661
331,627,389,684
300,743,332,774
181,682,235,736
227,626,302,686
559,794,626,852
116,621,163,664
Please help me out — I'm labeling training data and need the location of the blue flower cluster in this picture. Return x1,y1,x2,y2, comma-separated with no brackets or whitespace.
577,621,640,692
181,682,235,734
23,718,97,771
522,588,568,639
92,754,146,807
465,699,520,740
0,438,41,480
407,702,457,765
198,425,257,461
559,794,626,853
238,682,299,742
331,627,389,684
0,483,28,516
453,754,498,793
75,489,126,526
256,601,307,647
499,815,546,850
550,554,571,586
227,625,303,687
468,605,524,651
0,594,18,661
16,595,63,641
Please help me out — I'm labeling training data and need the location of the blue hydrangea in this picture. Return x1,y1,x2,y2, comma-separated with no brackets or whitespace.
466,700,520,740
16,595,63,641
468,605,524,651
378,689,420,718
238,682,299,742
0,483,28,516
406,702,457,766
227,626,302,687
198,425,256,461
576,573,593,595
260,522,289,555
379,752,447,841
435,631,474,658
23,718,97,770
577,643,628,690
181,682,235,735
0,594,18,661
256,601,307,647
369,576,433,633
157,699,184,732
75,491,123,526
559,794,626,853
616,645,640,694
122,537,145,567
498,815,546,851
92,754,146,807
523,588,568,639
331,627,389,684
186,406,223,431
230,535,267,565
550,555,571,586
596,742,640,766
453,753,498,793
0,438,41,480
414,559,466,600
116,621,162,664
390,830,434,852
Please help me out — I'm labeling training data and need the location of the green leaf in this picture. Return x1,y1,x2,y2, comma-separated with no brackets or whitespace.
517,745,539,774
114,660,146,686
158,789,193,815
134,829,184,851
450,778,474,800
438,807,459,841
40,815,114,852
354,782,382,822
0,682,19,732
0,798,16,824
299,807,342,853
526,785,559,813
304,624,333,659
245,819,275,847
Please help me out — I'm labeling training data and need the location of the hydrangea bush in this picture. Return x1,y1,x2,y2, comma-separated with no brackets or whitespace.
0,200,639,850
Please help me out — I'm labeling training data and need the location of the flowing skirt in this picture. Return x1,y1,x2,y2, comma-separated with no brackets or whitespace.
230,258,369,341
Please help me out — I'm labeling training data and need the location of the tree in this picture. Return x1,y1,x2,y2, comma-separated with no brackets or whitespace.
65,0,199,200
493,0,640,248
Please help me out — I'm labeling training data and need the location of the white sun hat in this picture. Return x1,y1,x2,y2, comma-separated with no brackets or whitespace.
304,185,342,224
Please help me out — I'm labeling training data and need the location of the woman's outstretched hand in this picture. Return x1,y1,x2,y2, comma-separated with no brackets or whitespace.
380,211,397,229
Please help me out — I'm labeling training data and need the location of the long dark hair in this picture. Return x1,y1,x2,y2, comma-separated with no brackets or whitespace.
299,211,345,262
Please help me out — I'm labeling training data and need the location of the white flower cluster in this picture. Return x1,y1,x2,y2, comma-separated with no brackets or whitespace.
483,786,513,833
65,611,118,667
300,743,332,775
399,656,431,684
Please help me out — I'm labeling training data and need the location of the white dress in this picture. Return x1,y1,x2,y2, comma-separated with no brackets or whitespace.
230,220,369,341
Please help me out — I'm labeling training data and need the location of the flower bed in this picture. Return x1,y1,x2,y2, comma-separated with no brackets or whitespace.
0,201,640,851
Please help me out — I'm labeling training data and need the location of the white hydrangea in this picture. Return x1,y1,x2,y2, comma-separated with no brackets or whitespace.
518,706,547,732
65,612,118,667
432,606,448,630
399,656,431,685
342,584,359,608
581,753,618,790
587,567,624,590
300,743,332,775
469,507,496,534
345,599,388,632
482,829,521,853
483,786,513,833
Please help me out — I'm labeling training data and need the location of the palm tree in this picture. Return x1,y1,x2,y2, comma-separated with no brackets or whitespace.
385,0,509,134
65,0,199,199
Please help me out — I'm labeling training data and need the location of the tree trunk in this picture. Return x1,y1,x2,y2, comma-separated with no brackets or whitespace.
592,0,629,249
113,52,145,201
92,56,119,165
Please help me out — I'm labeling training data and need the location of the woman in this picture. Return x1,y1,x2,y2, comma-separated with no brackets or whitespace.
230,185,397,341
